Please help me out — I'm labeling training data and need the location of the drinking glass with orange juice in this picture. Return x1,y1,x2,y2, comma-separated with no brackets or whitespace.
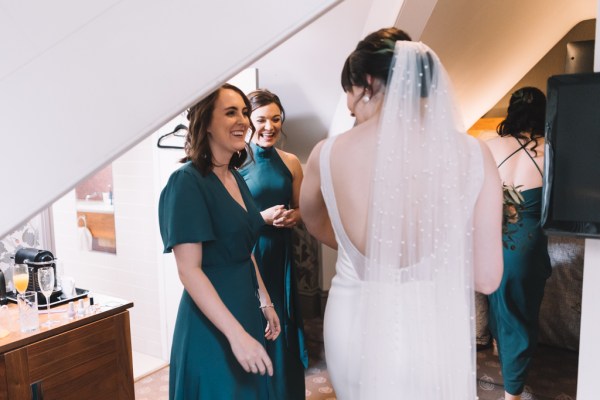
13,264,29,294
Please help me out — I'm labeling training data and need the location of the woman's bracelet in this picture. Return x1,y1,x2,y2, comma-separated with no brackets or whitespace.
259,303,275,309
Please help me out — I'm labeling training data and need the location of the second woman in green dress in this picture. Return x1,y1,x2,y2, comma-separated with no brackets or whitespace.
239,89,308,400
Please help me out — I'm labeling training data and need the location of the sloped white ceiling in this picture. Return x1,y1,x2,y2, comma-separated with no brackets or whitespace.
2,0,596,239
0,0,342,237
419,0,597,128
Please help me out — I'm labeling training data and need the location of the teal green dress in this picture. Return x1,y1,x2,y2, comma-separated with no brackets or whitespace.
159,162,274,400
488,187,552,395
239,143,308,400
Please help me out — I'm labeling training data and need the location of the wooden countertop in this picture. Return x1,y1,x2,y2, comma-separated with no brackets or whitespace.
0,294,133,354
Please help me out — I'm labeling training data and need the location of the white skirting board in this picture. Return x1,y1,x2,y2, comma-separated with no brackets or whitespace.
133,351,168,381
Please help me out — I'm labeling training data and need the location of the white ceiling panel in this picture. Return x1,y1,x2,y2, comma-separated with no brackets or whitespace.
0,0,342,237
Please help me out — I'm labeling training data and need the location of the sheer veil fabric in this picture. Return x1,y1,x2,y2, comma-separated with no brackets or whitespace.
358,41,481,398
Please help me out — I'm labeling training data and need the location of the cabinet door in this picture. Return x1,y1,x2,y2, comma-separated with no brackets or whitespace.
4,312,134,400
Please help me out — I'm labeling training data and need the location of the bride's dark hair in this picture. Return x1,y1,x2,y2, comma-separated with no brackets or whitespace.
341,27,412,93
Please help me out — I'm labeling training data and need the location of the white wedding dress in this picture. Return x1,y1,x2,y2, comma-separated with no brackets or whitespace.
320,108,483,400
320,133,484,399
318,41,485,399
319,136,368,400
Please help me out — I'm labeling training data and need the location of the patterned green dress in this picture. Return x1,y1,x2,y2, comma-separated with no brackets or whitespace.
159,162,275,399
239,143,308,400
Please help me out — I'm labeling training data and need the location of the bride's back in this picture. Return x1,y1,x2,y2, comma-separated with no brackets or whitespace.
300,32,504,399
328,118,379,255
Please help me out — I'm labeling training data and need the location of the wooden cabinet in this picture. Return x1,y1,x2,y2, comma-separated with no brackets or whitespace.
0,300,134,399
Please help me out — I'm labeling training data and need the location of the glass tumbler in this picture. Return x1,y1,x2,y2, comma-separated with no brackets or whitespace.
0,305,10,338
17,291,39,332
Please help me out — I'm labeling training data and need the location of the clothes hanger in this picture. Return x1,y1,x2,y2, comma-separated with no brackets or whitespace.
157,124,187,149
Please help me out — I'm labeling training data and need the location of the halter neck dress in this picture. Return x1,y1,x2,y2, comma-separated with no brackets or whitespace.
239,142,308,400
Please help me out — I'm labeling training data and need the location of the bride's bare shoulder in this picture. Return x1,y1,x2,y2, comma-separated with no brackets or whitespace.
305,138,328,168
307,121,377,167
334,122,377,151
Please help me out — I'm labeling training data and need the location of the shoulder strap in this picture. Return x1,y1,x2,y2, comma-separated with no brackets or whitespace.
496,138,542,176
516,138,543,177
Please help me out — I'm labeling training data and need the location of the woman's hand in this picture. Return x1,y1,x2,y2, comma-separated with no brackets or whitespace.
229,330,274,376
174,245,273,375
261,205,285,225
262,306,281,341
273,208,300,228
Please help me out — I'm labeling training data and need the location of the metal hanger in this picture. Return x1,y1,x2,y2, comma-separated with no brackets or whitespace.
157,124,187,149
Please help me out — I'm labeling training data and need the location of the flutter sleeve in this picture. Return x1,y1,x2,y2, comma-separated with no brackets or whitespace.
158,167,216,253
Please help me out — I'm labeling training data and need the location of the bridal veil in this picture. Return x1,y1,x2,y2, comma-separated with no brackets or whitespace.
358,41,481,399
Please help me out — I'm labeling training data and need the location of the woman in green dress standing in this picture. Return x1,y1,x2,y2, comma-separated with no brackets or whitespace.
159,83,281,400
239,89,308,400
485,87,552,400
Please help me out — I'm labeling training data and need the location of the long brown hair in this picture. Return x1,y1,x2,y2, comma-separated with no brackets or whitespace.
181,83,255,175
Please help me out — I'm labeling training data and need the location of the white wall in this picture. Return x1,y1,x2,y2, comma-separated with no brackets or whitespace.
394,0,437,40
53,134,167,359
576,3,600,397
250,0,373,162
578,241,600,398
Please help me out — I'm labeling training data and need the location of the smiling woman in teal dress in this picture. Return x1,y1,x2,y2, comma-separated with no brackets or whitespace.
485,87,552,400
158,84,280,400
239,89,308,400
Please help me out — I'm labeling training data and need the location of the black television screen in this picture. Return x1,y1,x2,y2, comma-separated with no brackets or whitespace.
541,72,600,238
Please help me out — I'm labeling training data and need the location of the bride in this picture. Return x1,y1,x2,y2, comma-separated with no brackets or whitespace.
300,28,504,399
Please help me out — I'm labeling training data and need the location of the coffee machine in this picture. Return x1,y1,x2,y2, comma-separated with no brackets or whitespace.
13,247,62,304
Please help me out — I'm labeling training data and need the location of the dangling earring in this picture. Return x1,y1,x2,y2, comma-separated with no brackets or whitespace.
237,150,241,157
